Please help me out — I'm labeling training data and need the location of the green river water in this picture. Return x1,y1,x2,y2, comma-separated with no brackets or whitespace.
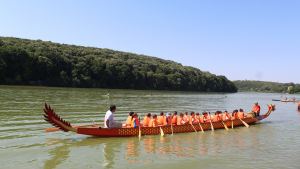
0,85,299,169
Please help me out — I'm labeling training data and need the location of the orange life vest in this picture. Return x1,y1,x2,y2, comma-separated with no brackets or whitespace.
157,115,164,125
253,105,260,112
223,113,231,121
126,116,133,127
232,114,236,120
201,115,207,123
189,115,196,124
130,117,140,127
238,112,244,119
195,115,200,123
177,117,184,125
172,116,177,125
219,113,222,120
183,115,189,124
148,119,158,127
163,116,171,126
212,114,219,122
143,116,151,127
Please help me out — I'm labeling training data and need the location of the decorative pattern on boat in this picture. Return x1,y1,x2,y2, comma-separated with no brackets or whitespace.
119,128,139,136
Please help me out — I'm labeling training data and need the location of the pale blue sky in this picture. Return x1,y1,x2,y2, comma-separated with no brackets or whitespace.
1,0,299,83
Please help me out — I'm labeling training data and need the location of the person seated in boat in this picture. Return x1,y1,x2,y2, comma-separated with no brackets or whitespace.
148,114,158,127
195,112,201,123
158,112,164,125
201,111,208,123
172,111,178,125
183,112,190,124
212,112,220,122
143,113,151,127
293,97,296,101
164,112,172,126
218,111,223,120
126,111,134,127
189,112,197,124
222,111,231,121
177,113,185,125
105,105,122,129
131,113,141,128
231,111,236,120
235,110,239,119
284,97,287,100
251,102,260,117
238,109,245,119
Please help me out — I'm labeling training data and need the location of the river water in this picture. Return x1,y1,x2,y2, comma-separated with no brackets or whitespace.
0,85,299,169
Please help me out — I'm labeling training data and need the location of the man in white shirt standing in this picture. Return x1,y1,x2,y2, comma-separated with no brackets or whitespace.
105,105,122,129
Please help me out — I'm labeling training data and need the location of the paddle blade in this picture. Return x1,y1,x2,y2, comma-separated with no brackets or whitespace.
160,127,164,136
139,126,141,138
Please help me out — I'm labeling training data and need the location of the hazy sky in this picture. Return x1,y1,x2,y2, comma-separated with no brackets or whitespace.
1,0,299,83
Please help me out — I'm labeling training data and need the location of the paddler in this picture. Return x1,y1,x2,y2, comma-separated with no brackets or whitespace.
189,112,197,124
131,113,141,128
195,112,201,123
251,102,260,117
172,111,178,125
148,114,158,127
201,111,207,123
126,111,134,127
105,105,122,129
218,111,222,120
157,112,164,125
238,109,245,119
212,112,220,122
231,111,236,120
163,112,172,126
143,113,151,127
222,111,231,121
293,97,296,101
177,113,185,125
183,112,190,124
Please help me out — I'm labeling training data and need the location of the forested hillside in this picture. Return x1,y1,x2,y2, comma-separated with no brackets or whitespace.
233,80,300,94
0,37,237,92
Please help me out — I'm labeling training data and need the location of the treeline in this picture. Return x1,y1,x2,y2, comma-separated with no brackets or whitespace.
0,37,237,92
233,80,300,94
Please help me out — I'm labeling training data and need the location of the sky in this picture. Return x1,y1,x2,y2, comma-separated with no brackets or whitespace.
1,0,299,83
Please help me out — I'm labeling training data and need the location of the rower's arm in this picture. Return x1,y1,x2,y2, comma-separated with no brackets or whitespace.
106,119,110,128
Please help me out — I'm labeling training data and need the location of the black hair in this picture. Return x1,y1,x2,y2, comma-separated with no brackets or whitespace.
110,105,116,111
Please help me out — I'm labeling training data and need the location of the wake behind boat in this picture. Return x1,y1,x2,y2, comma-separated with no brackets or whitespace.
43,103,276,137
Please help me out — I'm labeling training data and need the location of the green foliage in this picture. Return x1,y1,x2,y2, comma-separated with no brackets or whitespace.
233,80,300,93
0,36,237,92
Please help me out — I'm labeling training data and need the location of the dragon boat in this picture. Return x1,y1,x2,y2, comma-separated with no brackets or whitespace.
43,103,275,137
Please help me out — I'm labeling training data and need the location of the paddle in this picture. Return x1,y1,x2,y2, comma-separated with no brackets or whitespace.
199,123,204,133
190,123,197,133
171,122,173,135
239,118,249,128
139,125,141,138
45,123,104,132
160,127,164,136
208,112,214,131
222,121,229,130
251,117,261,123
231,120,234,129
